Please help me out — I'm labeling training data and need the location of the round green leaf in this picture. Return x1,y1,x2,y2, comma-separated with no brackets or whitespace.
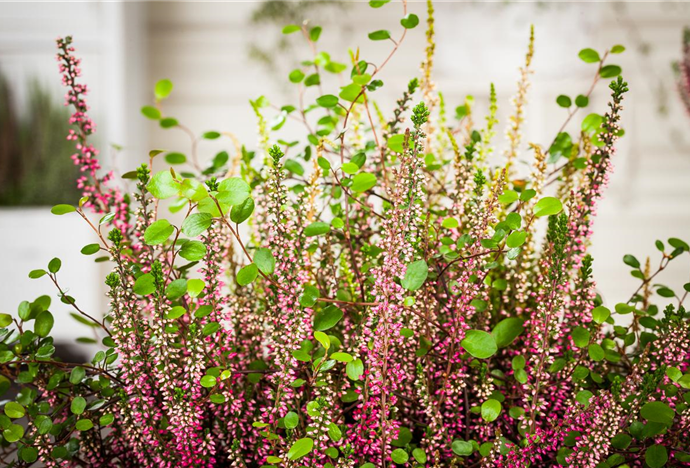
155,79,173,100
181,213,213,237
51,204,76,215
81,243,100,255
4,401,25,419
401,260,428,292
144,219,174,246
34,310,54,337
313,305,343,331
141,105,161,120
287,437,313,460
600,65,622,78
20,446,38,463
646,444,668,468
284,411,299,429
400,13,419,29
346,358,364,381
133,273,156,296
451,439,474,456
75,418,93,431
391,448,408,464
282,24,301,34
3,423,24,442
230,197,255,224
491,318,524,348
200,375,217,388
351,172,377,193
506,231,527,248
217,177,251,205
368,30,391,41
304,222,330,237
591,306,610,324
461,330,497,359
640,401,675,426
575,94,589,107
316,95,339,108
556,95,572,108
289,69,305,83
571,326,590,348
533,197,563,217
165,279,187,300
147,171,178,199
254,248,276,275
578,48,600,63
237,264,259,286
481,399,502,422
71,396,86,415
178,240,207,262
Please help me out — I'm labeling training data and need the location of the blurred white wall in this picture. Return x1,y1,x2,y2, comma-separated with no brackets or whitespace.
1,1,689,343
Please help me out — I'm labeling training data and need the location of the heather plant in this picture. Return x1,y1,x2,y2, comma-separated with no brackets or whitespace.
1,2,690,467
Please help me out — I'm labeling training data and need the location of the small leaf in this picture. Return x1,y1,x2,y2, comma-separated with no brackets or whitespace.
75,419,93,431
506,231,527,248
461,330,497,359
71,396,86,415
491,318,524,348
144,219,175,245
591,306,610,324
155,79,173,100
451,440,474,456
133,274,156,296
578,48,600,63
533,197,563,217
346,358,364,381
313,305,343,331
34,311,54,337
230,197,255,224
645,444,668,468
200,375,217,388
284,411,299,429
282,24,301,34
237,264,259,286
623,254,640,269
51,204,76,215
391,448,409,464
178,240,207,262
141,106,161,120
304,222,330,237
351,173,377,193
611,44,626,54
316,95,339,108
368,30,391,41
314,331,330,350
640,401,675,426
575,95,589,107
81,244,100,255
4,401,25,419
481,399,502,422
400,13,419,29
600,65,622,78
299,285,320,307
287,437,314,460
181,213,213,237
164,152,186,165
556,95,572,108
217,177,251,206
401,260,428,292
254,248,276,275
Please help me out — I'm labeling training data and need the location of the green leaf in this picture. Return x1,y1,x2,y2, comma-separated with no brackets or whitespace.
461,330,497,359
282,24,301,34
3,423,24,442
133,273,156,296
533,197,563,217
368,30,391,41
165,279,187,300
313,305,343,331
451,439,474,456
588,343,605,361
4,401,25,419
316,95,339,108
81,243,100,255
203,131,221,140
412,448,427,464
181,213,213,237
346,358,364,381
591,306,610,324
144,219,175,245
600,65,622,78
160,117,178,129
200,375,217,388
400,13,419,29
640,401,675,426
230,197,255,224
339,83,364,103
611,44,626,54
575,95,589,107
254,248,275,275
99,413,114,426
578,48,600,63
284,411,299,429
164,152,186,165
351,173,376,193
401,260,428,292
71,396,86,415
369,0,390,7
506,231,527,248
202,322,220,336
147,171,178,199
179,240,207,262
556,95,572,108
387,134,405,153
289,69,305,83
582,113,604,135
34,311,54,337
442,217,459,229
304,222,330,237
491,318,524,348
47,257,61,274
155,79,173,100
0,313,11,327
20,446,38,463
314,331,330,349
237,264,259,286
165,306,186,320
75,419,93,431
29,269,47,279
391,448,408,464
571,326,590,348
51,204,76,215
330,352,353,362
70,366,86,385
623,254,640,269
287,437,314,460
481,399,502,422
645,444,668,468
299,285,320,307
141,105,161,120
498,190,518,204
309,26,322,42
217,178,251,205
